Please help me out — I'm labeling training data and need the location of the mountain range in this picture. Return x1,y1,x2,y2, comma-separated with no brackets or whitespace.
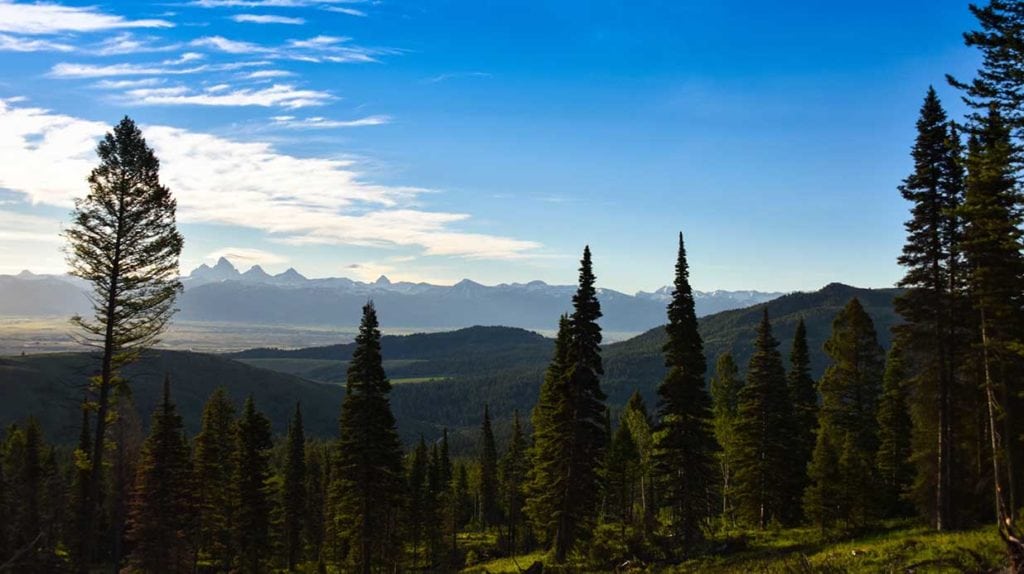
0,258,782,333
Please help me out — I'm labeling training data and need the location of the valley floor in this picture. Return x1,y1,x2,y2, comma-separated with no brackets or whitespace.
462,521,1005,573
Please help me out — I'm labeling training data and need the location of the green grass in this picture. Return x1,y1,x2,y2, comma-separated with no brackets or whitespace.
460,522,1005,574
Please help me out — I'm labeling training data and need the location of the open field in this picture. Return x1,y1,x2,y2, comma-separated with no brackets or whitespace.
462,522,1005,573
0,316,455,355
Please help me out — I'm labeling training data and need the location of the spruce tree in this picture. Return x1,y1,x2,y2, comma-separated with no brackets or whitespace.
963,105,1024,559
527,246,607,562
621,391,655,529
876,343,914,518
788,318,817,506
605,417,640,525
303,443,327,569
653,232,717,551
407,437,430,568
193,388,237,571
234,396,273,574
63,117,184,559
500,411,530,554
123,378,194,573
70,404,92,573
803,299,885,529
479,404,501,529
732,309,795,528
283,403,307,571
894,87,967,531
710,353,743,524
328,302,405,574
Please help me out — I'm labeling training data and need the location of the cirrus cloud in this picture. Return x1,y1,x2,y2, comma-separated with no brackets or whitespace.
0,1,172,35
0,99,541,260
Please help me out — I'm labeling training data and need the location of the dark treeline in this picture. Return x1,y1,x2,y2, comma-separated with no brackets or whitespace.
3,0,1024,572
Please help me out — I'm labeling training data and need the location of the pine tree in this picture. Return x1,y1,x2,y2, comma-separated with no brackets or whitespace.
788,318,817,508
605,416,640,525
500,411,530,554
894,87,968,531
653,232,717,551
70,404,92,573
804,299,885,529
527,246,607,562
62,117,184,560
479,404,501,529
193,388,237,570
876,343,914,518
304,443,328,569
963,105,1024,560
949,0,1024,142
620,391,655,530
123,378,194,573
328,302,405,574
283,403,307,571
733,309,795,528
3,419,50,572
407,437,430,568
710,353,743,525
234,396,273,574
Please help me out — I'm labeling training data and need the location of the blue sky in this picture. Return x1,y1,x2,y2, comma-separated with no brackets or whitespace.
0,0,981,293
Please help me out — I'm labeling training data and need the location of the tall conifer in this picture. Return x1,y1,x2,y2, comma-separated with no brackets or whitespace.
194,388,237,570
479,404,501,529
234,396,273,574
282,403,307,571
653,232,717,550
123,378,193,573
733,309,794,528
328,302,405,574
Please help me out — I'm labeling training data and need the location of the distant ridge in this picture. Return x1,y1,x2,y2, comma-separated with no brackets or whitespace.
0,260,783,334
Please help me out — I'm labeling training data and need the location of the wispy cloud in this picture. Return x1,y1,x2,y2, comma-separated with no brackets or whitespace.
206,247,288,266
93,78,165,89
0,100,540,259
243,69,294,79
0,1,172,34
0,209,62,243
232,14,305,25
0,33,74,52
50,59,264,78
324,6,366,17
92,33,181,56
125,83,332,108
424,71,493,84
192,0,366,7
271,114,391,128
192,34,392,63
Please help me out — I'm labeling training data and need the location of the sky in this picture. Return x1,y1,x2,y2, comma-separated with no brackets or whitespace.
0,0,984,293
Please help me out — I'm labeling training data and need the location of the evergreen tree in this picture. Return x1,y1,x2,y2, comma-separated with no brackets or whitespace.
407,437,430,568
63,117,184,560
876,343,914,518
963,105,1024,558
304,443,327,569
479,404,501,529
3,420,51,572
70,404,92,573
234,396,273,574
605,417,640,525
788,318,817,508
527,246,607,562
193,388,237,571
894,87,968,531
500,411,530,554
710,353,743,524
328,302,405,574
804,299,885,529
123,378,194,573
653,232,717,551
282,403,307,571
733,309,795,528
950,0,1024,143
620,391,655,530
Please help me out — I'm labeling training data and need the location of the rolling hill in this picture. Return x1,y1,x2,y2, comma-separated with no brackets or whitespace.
0,283,901,454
